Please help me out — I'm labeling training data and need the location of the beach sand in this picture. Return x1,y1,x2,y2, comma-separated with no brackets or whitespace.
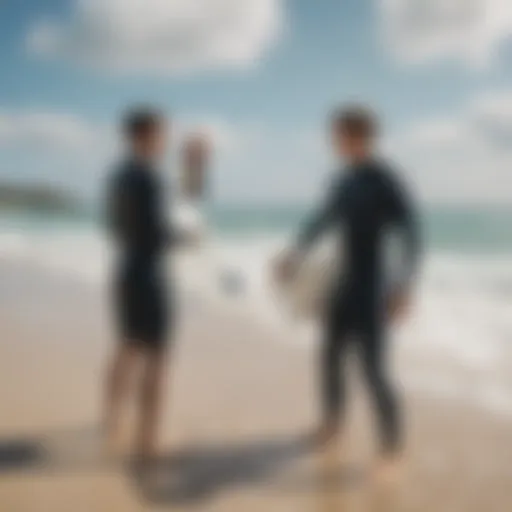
0,262,511,511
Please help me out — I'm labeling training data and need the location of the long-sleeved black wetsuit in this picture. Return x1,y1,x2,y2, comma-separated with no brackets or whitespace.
107,158,173,349
297,158,421,453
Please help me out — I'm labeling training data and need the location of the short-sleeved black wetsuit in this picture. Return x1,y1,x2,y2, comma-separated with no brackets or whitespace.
107,158,173,350
297,158,421,453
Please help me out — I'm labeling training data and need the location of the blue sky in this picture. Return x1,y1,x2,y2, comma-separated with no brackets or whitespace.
1,0,512,205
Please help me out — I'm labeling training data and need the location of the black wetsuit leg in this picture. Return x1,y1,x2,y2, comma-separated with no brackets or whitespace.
320,287,354,427
320,284,401,453
115,260,170,351
355,302,401,454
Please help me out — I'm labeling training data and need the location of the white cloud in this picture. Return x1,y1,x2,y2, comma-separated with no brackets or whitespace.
381,0,512,67
0,110,117,196
470,91,512,147
402,90,512,151
403,119,468,150
27,0,284,75
392,90,512,203
0,110,241,156
0,110,108,151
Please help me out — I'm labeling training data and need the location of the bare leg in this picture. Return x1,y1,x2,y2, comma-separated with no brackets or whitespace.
104,343,141,454
134,350,168,459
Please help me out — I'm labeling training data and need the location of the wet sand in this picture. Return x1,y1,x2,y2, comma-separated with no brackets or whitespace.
0,262,511,511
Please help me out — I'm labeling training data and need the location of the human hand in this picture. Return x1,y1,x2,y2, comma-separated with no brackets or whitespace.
272,250,301,285
387,288,411,324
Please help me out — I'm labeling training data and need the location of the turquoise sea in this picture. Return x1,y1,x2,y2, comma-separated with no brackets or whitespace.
1,205,511,254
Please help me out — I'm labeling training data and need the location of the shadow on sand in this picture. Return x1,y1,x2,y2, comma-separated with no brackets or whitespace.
0,425,109,475
0,428,366,507
129,434,365,507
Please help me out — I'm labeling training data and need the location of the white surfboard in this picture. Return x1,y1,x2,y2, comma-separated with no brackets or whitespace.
272,235,342,322
173,198,207,248
273,229,412,323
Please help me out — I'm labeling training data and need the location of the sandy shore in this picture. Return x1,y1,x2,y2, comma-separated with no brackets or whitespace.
0,261,511,511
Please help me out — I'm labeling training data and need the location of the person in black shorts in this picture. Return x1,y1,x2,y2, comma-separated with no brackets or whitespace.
104,107,175,459
275,105,421,481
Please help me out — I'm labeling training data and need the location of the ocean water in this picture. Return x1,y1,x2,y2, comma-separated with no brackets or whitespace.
1,205,512,250
1,206,512,414
212,205,512,253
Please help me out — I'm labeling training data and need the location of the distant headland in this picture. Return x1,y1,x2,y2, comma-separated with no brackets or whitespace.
0,182,83,214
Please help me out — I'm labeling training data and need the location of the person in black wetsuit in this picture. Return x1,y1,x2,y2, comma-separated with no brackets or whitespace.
104,108,174,459
275,105,421,478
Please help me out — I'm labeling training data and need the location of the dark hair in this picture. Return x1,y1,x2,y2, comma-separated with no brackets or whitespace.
331,104,378,140
123,107,164,140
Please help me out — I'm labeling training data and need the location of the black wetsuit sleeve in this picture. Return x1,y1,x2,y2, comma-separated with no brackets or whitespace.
106,174,132,240
108,171,171,255
296,177,346,252
385,175,422,290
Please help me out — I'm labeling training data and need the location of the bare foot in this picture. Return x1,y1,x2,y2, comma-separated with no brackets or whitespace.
103,419,125,460
373,453,404,486
308,421,341,448
133,439,160,464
